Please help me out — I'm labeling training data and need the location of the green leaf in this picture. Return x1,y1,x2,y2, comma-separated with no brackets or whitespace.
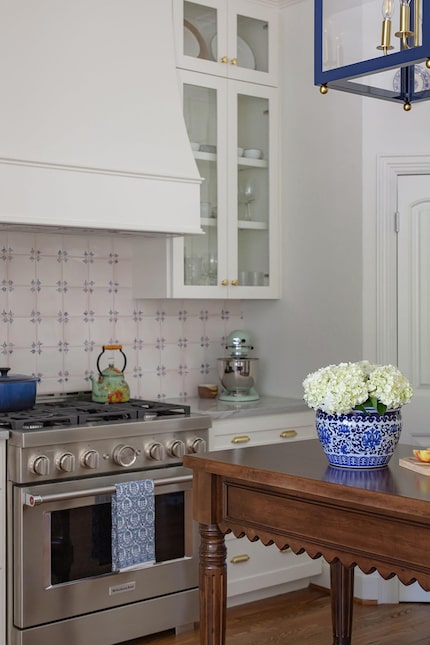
370,396,379,411
353,397,387,414
377,401,387,415
354,404,368,413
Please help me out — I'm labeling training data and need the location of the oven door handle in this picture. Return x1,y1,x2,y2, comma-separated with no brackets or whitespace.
23,474,193,507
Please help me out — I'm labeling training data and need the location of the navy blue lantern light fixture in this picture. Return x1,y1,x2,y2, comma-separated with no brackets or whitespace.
315,0,430,110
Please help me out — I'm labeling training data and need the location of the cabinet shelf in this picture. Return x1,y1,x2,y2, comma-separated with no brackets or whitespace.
201,217,267,230
238,157,268,169
194,151,268,168
238,219,267,230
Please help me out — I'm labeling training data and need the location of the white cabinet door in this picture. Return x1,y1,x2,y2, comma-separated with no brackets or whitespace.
173,72,280,299
174,0,278,86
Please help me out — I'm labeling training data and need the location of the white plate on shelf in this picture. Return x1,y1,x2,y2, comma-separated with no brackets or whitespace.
210,35,255,70
184,23,200,57
184,20,209,59
393,65,430,93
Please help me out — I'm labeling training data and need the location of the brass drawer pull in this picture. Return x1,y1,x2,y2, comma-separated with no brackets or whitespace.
230,57,238,65
230,554,250,564
231,435,251,444
220,56,228,63
280,429,297,439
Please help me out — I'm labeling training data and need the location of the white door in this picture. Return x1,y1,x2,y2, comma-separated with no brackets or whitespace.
397,174,430,446
397,173,430,602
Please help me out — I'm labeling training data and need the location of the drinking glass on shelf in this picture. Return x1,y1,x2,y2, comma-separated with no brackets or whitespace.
184,257,203,285
207,254,218,285
238,178,256,221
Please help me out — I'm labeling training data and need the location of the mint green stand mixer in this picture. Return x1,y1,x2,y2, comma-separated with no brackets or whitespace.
217,330,259,402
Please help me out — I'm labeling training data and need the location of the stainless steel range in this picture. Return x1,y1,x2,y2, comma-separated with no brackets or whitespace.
5,394,211,645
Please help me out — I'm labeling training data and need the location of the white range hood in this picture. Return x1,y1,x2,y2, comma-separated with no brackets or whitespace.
0,0,202,235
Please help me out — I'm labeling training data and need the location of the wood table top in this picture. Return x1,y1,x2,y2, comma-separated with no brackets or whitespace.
184,439,430,504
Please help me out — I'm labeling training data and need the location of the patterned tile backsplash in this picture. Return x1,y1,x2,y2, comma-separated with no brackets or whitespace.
0,231,245,399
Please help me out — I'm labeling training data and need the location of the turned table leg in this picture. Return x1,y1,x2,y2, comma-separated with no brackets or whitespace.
330,560,355,645
199,523,227,645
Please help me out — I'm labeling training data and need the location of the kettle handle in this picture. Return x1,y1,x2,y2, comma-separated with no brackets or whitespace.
96,346,127,375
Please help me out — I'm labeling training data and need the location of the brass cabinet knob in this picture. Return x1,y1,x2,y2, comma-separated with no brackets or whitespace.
221,279,228,286
231,279,238,286
220,56,228,63
280,430,298,439
230,58,238,65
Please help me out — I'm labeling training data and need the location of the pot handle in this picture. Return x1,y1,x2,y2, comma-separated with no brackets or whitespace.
96,345,127,375
0,367,10,378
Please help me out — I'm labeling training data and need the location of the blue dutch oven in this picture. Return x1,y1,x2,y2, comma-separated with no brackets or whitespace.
0,367,39,412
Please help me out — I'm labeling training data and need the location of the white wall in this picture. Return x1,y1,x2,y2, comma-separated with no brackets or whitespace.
243,0,363,399
362,92,430,361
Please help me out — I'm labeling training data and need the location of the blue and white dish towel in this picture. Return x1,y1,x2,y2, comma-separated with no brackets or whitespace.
111,479,155,572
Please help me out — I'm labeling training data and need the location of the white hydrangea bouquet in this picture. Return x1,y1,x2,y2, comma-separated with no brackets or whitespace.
303,360,413,415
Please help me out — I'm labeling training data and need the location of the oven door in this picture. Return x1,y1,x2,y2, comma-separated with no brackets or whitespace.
12,466,197,629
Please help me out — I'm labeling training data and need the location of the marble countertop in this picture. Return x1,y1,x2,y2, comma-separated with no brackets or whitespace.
167,395,311,420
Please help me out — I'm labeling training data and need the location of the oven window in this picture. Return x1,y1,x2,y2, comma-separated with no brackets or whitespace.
50,492,185,584
155,491,185,562
51,503,112,584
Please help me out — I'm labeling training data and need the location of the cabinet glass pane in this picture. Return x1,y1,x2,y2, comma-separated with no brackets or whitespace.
237,94,269,287
184,1,216,63
183,83,218,286
237,15,268,73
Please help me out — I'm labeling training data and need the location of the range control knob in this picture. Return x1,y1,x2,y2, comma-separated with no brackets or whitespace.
188,437,207,454
113,444,138,468
168,440,186,459
30,455,50,476
57,452,75,473
146,442,165,461
81,449,100,469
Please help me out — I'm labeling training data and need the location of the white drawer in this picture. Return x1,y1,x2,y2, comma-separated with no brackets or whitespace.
225,533,321,597
211,410,316,451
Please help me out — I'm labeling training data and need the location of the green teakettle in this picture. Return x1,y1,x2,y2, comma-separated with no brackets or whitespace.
89,345,130,403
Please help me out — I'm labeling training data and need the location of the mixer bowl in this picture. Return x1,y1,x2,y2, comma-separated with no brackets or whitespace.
217,357,258,394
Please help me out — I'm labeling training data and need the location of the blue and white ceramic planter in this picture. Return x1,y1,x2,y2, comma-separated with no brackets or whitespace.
315,408,402,469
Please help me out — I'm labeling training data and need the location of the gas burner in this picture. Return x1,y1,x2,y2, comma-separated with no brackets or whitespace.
0,394,191,430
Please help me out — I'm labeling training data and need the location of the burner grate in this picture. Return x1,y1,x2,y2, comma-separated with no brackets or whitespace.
0,397,191,430
0,410,80,431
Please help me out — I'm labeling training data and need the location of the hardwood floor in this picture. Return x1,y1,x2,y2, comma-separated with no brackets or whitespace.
123,586,430,645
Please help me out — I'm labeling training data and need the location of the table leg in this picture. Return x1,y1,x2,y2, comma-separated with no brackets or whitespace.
199,523,227,645
330,560,355,645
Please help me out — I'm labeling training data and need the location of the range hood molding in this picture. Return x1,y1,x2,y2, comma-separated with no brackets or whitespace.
0,0,202,235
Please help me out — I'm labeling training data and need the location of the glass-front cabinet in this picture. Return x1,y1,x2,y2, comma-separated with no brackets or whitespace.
173,0,278,87
169,69,279,299
132,1,279,300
